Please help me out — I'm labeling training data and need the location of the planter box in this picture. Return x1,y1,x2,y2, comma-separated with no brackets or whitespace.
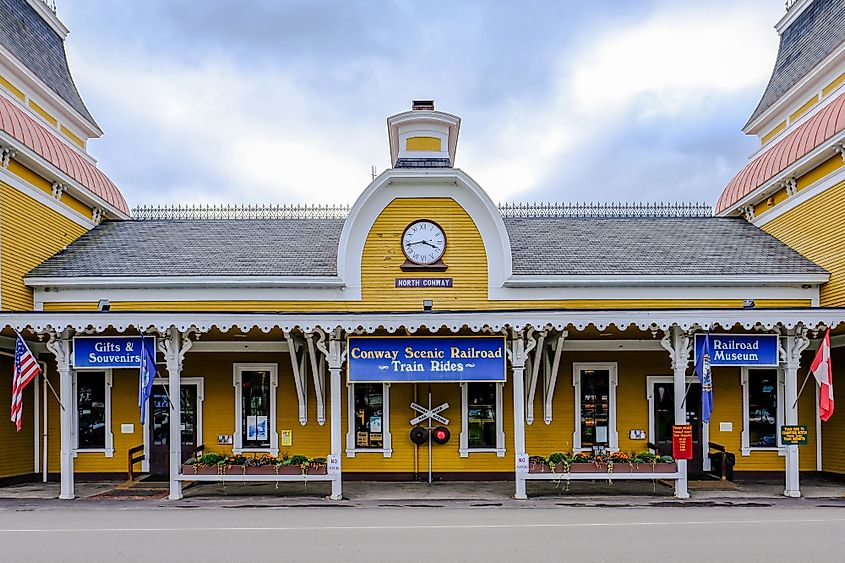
181,464,221,476
307,463,328,475
570,463,607,473
635,462,677,473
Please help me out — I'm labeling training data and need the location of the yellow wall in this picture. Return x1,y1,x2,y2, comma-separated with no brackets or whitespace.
788,95,819,124
28,100,58,127
405,137,441,152
822,347,845,473
764,178,845,306
0,181,87,310
0,355,36,479
525,351,817,473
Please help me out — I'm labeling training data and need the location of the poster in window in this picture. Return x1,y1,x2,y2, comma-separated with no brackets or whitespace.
357,431,369,447
596,426,608,443
247,416,258,441
369,415,382,433
256,416,268,440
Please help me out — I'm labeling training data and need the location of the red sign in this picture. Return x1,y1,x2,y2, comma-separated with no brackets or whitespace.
672,424,694,460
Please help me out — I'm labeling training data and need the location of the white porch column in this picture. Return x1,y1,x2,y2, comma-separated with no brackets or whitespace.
328,334,344,500
161,327,192,501
662,325,691,500
46,330,74,500
780,326,810,498
509,331,536,500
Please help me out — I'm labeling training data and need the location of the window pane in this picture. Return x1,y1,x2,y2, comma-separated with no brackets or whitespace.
77,372,106,449
468,383,497,449
749,370,778,447
354,384,384,448
242,370,271,448
580,370,609,447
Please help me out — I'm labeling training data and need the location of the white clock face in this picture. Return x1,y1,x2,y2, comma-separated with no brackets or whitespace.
402,220,446,265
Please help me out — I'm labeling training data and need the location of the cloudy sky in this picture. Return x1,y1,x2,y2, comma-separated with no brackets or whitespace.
58,0,785,208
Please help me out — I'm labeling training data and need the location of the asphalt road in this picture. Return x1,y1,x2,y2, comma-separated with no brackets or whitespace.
0,505,843,562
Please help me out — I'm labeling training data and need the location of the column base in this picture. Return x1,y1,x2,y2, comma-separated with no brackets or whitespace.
673,492,690,500
784,490,801,498
513,493,528,500
58,494,75,500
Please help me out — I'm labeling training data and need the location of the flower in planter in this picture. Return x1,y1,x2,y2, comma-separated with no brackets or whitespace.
571,452,593,463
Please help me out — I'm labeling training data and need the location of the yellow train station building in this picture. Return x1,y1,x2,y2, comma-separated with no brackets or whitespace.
3,0,845,501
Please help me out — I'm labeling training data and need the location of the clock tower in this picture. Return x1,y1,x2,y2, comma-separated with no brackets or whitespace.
387,100,461,169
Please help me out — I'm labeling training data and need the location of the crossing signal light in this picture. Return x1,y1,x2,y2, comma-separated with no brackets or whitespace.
410,427,428,445
432,426,450,445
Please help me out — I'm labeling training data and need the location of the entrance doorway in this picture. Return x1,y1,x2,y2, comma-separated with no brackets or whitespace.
649,379,705,475
148,380,203,476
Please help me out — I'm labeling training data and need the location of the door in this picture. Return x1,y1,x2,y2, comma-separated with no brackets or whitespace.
149,384,199,476
652,381,704,475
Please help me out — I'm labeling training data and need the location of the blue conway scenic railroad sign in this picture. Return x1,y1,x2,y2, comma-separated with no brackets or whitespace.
694,334,779,367
73,336,157,369
347,336,507,383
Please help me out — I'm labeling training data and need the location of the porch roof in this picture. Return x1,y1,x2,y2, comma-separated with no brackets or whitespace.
2,307,843,336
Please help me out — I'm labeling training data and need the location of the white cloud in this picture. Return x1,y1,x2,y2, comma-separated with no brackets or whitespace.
467,1,780,201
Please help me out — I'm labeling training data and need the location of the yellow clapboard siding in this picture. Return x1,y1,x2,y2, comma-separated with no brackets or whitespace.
0,355,36,478
764,178,845,306
42,299,811,313
0,74,24,101
0,182,87,311
822,348,845,473
60,125,86,149
822,71,845,97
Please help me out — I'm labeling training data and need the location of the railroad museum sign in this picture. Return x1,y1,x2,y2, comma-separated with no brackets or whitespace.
347,336,506,382
693,334,778,367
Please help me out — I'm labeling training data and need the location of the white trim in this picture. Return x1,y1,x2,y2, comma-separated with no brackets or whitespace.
0,43,100,137
72,369,114,457
745,41,845,136
142,376,205,474
345,382,392,458
8,308,845,336
0,167,94,229
338,168,512,300
776,0,813,35
24,0,69,39
233,363,279,456
572,362,618,452
646,375,710,471
25,275,345,289
720,131,845,218
753,164,845,227
29,281,821,308
459,381,505,457
0,128,128,220
740,366,786,456
504,274,828,287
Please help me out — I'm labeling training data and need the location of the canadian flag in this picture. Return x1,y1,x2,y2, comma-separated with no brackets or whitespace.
811,328,834,422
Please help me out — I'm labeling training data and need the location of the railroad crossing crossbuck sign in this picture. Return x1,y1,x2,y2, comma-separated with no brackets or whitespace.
410,402,449,426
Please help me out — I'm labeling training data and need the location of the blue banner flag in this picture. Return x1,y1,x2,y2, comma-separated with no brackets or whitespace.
138,337,157,424
695,334,714,423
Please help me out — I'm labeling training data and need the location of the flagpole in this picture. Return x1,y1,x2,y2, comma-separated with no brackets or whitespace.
793,369,813,409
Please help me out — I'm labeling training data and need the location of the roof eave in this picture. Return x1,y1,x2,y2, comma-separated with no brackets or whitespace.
505,273,830,288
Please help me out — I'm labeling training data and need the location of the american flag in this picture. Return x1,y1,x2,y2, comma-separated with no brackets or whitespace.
11,332,41,431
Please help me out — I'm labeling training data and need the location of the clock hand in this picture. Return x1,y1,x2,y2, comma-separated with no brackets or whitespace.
420,240,438,248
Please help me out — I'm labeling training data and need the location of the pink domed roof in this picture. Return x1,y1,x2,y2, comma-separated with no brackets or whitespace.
717,91,845,214
0,96,128,215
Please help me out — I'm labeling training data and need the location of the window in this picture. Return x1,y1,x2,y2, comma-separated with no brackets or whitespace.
354,384,384,448
573,363,618,451
460,382,505,456
74,370,113,455
742,368,783,454
346,383,392,457
233,364,278,454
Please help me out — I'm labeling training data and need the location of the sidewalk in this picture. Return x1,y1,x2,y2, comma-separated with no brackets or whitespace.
1,476,843,507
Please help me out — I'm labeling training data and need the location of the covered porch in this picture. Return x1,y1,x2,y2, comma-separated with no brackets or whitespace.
1,307,840,501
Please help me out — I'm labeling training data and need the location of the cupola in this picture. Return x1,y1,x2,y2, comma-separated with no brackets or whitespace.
387,100,461,169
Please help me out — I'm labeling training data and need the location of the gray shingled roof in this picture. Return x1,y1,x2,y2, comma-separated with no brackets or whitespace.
27,216,825,280
746,0,845,128
0,0,96,125
27,219,345,278
505,217,827,276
